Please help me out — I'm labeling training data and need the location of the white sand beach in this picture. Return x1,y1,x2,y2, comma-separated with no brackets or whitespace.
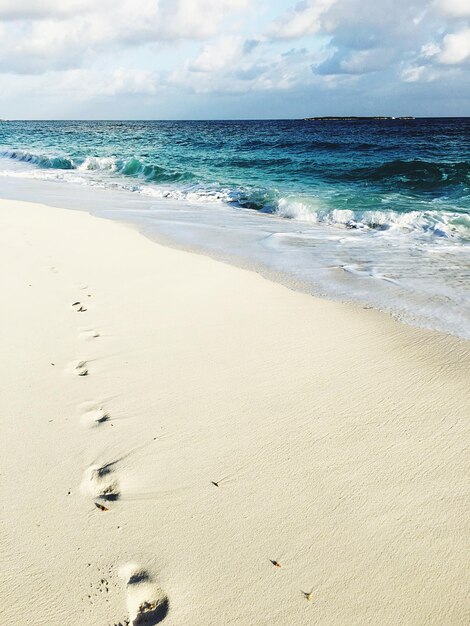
1,198,469,625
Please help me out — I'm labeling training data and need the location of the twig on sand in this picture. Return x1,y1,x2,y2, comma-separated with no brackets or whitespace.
94,502,109,512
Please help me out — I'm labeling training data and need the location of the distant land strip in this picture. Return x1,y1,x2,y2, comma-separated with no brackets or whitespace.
303,116,415,121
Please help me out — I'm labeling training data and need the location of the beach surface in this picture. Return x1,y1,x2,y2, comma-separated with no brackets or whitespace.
1,197,469,626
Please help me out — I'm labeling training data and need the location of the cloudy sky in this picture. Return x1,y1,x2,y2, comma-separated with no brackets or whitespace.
0,0,469,118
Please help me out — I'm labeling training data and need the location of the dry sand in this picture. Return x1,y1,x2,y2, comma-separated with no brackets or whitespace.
0,198,469,625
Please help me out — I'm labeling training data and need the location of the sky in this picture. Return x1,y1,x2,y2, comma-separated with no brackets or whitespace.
0,0,469,119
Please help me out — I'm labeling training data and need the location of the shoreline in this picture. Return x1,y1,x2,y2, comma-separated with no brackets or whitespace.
0,172,468,341
1,198,469,625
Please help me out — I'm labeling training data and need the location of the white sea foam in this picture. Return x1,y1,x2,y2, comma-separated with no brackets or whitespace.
275,196,470,240
77,156,119,172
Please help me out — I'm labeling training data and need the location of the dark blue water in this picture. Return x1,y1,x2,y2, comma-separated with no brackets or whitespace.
0,119,469,337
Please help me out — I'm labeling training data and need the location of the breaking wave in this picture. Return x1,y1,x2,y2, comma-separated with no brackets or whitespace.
0,149,74,170
0,150,193,183
274,197,470,240
1,148,469,241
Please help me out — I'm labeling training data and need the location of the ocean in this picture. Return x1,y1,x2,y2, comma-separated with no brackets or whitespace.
0,118,469,337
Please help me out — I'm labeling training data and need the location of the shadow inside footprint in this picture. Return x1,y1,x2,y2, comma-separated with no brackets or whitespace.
99,492,119,502
81,407,110,428
128,572,150,585
75,360,89,376
132,599,169,626
120,564,169,625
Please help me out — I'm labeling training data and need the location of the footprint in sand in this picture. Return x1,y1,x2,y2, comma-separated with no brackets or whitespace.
79,328,100,341
119,563,169,625
81,463,120,502
74,360,89,376
81,407,110,428
72,301,87,313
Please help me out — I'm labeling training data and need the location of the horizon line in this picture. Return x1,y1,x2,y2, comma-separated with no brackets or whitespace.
2,116,470,122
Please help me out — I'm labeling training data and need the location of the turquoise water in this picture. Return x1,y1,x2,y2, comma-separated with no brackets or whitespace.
0,119,469,336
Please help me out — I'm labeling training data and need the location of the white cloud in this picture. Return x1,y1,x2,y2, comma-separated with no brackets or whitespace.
0,0,248,74
269,0,425,42
0,0,97,20
102,68,161,96
170,38,321,94
0,0,469,114
160,0,248,39
401,65,427,82
268,0,337,39
268,0,470,88
401,65,440,83
435,0,470,18
317,48,394,75
438,28,470,64
421,42,440,58
188,37,242,73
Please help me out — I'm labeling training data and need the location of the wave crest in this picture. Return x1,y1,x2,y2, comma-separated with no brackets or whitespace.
275,197,470,240
0,149,74,170
0,149,192,183
342,159,470,189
